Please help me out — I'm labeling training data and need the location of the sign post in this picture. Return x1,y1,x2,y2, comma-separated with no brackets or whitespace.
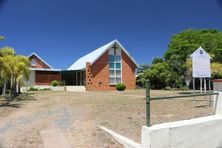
190,47,211,106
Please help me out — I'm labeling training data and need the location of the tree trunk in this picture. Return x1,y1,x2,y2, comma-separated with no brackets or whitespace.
1,80,6,96
18,80,21,94
10,75,14,99
14,77,17,97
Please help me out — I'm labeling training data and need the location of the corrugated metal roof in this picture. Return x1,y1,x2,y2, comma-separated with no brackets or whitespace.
68,39,139,70
29,68,61,71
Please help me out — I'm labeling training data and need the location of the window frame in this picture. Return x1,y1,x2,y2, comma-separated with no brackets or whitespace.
31,59,36,66
108,54,122,85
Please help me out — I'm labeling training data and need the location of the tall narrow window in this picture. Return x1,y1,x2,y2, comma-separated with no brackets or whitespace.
109,45,122,85
31,59,36,66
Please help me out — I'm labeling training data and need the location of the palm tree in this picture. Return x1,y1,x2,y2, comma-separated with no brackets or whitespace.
14,55,30,94
0,47,30,99
0,47,15,96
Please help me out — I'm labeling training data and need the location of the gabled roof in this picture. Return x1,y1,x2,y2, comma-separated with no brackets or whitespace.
68,39,139,70
190,47,211,59
28,52,53,69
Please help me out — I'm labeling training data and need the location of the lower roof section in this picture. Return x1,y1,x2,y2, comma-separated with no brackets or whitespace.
29,68,62,71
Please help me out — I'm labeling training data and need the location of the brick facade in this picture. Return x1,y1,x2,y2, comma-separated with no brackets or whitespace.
35,71,61,85
29,54,61,85
29,55,50,69
122,51,137,89
85,49,136,91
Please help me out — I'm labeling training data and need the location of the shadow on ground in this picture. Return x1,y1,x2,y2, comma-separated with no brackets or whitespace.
0,93,36,108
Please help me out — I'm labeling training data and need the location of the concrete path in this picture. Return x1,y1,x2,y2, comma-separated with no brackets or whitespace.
40,129,71,148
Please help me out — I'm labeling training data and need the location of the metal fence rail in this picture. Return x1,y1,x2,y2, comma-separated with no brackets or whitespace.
145,80,219,127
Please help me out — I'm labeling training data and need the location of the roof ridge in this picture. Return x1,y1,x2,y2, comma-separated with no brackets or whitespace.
28,52,53,69
68,39,139,70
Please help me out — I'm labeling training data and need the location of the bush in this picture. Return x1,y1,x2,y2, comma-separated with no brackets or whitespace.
51,80,59,87
39,88,51,91
59,81,64,86
116,83,126,91
29,87,38,91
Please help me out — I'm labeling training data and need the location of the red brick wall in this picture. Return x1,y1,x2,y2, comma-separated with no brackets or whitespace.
29,55,50,69
85,50,136,91
122,51,136,89
35,71,61,85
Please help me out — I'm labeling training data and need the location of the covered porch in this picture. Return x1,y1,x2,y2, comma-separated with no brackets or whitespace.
61,70,86,86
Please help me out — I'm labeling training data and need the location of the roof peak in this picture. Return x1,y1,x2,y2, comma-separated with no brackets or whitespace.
28,52,53,69
68,39,139,70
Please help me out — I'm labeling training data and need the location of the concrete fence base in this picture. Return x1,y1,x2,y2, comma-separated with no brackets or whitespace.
141,91,222,148
141,115,222,148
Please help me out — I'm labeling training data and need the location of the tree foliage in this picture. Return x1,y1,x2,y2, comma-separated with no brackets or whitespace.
0,46,30,98
0,36,4,41
137,29,222,89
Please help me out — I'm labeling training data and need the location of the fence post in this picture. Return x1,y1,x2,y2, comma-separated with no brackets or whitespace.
146,79,151,127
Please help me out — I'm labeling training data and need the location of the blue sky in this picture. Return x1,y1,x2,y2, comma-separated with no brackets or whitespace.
0,0,222,69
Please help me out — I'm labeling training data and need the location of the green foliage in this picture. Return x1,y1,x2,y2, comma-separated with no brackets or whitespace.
0,36,5,41
29,87,38,91
152,57,164,64
59,81,64,86
137,62,173,89
165,29,222,63
51,80,59,87
50,80,64,87
137,29,222,89
0,46,30,98
39,88,51,91
179,85,189,91
211,63,222,78
0,46,15,56
116,83,126,91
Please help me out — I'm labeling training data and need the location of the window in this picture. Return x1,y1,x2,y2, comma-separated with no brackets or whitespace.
109,48,122,85
31,59,36,66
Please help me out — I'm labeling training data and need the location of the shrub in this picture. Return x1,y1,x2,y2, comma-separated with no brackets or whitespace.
29,87,38,91
51,80,59,87
39,88,51,91
59,81,64,86
116,83,126,91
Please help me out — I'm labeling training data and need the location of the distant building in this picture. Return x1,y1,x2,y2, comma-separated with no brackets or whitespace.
25,39,139,91
26,52,61,88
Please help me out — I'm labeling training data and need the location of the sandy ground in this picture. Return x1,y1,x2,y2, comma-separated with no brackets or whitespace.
0,90,214,147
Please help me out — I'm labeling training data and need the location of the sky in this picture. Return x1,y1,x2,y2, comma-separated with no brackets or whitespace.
0,0,222,69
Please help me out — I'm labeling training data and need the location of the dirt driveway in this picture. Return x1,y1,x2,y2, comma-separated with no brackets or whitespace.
0,90,213,148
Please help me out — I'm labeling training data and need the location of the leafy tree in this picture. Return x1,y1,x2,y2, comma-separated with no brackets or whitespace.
211,62,222,78
164,29,222,87
152,57,164,64
137,29,222,89
137,62,172,89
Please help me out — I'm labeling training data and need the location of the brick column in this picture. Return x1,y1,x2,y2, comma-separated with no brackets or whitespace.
85,62,93,90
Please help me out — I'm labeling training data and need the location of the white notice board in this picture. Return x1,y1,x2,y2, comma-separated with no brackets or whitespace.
190,47,211,78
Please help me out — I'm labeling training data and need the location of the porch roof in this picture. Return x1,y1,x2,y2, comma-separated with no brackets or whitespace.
29,68,62,71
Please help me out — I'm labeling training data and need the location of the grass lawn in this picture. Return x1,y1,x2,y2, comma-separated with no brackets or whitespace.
0,90,214,147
